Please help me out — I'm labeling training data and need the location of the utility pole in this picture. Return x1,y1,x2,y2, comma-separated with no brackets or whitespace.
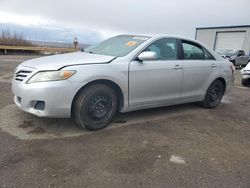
73,37,78,49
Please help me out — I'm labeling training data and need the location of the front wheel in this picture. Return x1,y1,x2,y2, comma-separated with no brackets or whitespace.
72,84,117,131
201,80,224,109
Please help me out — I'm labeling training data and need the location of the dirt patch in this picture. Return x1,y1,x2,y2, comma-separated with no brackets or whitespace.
0,103,203,140
0,104,84,140
18,121,34,128
28,127,46,134
113,119,127,124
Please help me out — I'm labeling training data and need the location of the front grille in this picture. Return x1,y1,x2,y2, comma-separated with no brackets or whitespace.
15,70,32,82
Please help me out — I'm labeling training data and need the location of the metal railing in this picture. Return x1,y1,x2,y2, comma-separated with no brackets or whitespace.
0,45,78,54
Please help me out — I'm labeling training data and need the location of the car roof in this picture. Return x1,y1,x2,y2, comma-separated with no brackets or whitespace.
122,34,201,44
150,34,199,43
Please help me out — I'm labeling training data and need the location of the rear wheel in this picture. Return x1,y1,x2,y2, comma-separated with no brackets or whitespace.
72,84,117,131
201,80,224,109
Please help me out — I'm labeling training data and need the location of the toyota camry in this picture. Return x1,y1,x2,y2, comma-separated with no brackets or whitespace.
12,35,235,130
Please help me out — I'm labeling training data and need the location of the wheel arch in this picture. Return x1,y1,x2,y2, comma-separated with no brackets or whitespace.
212,77,226,94
71,79,124,116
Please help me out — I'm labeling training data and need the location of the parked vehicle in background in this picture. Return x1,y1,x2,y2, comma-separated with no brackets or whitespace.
217,50,236,59
230,50,250,67
241,62,250,86
12,35,235,131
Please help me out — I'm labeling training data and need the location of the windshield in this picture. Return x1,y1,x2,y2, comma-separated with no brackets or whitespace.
84,35,150,57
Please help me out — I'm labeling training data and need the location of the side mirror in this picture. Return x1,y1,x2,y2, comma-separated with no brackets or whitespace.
138,51,157,61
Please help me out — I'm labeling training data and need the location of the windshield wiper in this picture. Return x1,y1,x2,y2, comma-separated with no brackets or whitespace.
81,49,95,54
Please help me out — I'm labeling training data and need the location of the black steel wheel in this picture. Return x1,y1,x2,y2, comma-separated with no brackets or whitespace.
72,84,117,131
201,80,224,109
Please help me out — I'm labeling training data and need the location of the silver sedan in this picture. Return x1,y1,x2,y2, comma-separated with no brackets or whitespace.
12,35,235,130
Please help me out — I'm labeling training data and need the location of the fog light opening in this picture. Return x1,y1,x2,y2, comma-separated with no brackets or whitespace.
34,101,45,111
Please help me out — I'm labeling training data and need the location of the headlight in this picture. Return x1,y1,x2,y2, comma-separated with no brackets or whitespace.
27,70,76,84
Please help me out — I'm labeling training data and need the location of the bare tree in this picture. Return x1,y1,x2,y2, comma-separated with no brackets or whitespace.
0,29,33,46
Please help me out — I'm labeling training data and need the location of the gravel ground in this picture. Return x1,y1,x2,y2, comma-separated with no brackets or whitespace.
0,55,249,188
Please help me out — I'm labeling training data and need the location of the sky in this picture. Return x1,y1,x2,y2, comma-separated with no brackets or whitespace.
0,0,249,44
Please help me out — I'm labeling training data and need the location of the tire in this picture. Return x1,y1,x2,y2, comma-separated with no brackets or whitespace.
72,84,118,131
242,79,248,87
201,80,224,109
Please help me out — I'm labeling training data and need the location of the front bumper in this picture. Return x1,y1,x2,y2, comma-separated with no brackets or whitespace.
12,77,82,118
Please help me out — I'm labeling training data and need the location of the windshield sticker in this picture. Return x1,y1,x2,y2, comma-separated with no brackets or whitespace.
133,36,149,41
126,41,138,47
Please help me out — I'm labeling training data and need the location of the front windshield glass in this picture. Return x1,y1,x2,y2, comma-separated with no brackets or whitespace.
84,35,150,57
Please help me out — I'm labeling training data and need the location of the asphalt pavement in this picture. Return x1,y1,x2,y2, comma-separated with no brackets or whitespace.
0,55,249,188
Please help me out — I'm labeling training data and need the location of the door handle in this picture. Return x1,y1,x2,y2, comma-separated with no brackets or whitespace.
210,64,217,68
173,65,183,70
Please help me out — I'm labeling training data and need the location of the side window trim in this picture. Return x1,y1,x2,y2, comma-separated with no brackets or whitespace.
177,39,184,60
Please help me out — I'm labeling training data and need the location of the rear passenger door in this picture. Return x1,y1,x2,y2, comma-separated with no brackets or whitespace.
180,40,216,99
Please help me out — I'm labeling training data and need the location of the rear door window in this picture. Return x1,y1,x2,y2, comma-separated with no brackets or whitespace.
203,48,215,60
182,41,205,60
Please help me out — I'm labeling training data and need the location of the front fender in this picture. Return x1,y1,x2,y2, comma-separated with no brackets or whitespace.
63,62,129,111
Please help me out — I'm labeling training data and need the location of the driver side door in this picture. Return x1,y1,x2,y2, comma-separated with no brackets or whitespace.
128,38,183,109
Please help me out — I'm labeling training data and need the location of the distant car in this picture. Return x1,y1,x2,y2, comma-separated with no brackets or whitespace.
241,62,250,86
217,50,236,59
230,50,250,67
12,35,235,130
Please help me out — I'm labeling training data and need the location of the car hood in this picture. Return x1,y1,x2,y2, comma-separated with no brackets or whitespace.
21,52,116,70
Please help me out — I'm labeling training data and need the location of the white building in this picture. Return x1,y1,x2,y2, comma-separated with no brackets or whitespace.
195,25,250,54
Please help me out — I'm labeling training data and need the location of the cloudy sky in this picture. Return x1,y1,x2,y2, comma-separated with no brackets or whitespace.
0,0,249,44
